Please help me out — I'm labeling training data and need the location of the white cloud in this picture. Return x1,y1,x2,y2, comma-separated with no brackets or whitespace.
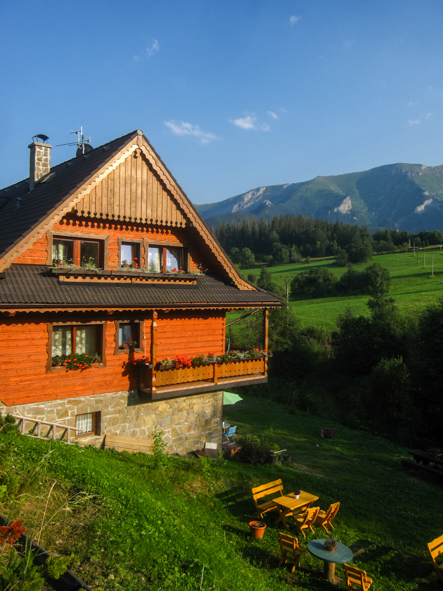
230,115,270,131
267,111,278,120
290,15,300,26
164,120,219,144
408,119,420,126
146,39,159,57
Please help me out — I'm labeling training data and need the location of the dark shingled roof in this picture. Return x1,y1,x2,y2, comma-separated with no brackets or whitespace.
0,130,140,259
0,265,282,309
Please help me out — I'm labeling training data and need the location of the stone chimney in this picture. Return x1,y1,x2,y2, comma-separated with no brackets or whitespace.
28,135,52,190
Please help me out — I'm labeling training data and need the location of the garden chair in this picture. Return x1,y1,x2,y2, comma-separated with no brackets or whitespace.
223,426,237,442
293,506,319,538
251,479,284,519
278,532,304,573
313,501,340,533
343,564,373,590
428,534,443,582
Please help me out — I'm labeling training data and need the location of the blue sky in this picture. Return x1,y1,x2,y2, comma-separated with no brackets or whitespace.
1,0,443,204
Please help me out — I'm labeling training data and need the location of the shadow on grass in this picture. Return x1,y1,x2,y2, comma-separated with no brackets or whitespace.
216,486,253,519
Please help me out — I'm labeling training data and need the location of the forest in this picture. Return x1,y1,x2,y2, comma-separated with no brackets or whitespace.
214,215,443,267
218,215,443,450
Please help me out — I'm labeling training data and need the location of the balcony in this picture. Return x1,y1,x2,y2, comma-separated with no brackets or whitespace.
138,357,267,401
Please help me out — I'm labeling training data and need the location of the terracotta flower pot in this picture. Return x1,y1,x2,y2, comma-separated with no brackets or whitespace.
249,521,266,539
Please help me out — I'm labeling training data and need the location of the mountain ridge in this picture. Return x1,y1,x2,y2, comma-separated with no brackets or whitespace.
197,162,443,232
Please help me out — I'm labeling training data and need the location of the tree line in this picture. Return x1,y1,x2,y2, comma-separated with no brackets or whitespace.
230,291,443,449
213,215,443,267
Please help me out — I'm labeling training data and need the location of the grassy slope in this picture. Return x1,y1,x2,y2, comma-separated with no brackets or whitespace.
243,249,443,331
1,396,442,590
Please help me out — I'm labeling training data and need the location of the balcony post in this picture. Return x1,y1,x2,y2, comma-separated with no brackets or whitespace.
263,308,269,375
151,311,158,393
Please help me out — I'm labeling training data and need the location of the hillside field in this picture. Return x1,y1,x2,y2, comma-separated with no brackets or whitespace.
243,248,443,332
1,396,442,590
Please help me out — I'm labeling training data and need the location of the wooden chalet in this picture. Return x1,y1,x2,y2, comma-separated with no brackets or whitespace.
0,130,281,454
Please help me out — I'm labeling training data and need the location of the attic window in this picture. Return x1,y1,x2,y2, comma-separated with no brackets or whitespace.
148,245,186,273
119,241,142,269
52,237,103,269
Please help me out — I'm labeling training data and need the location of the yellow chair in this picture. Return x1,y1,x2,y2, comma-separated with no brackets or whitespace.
343,564,373,590
314,501,340,533
428,534,443,582
293,506,319,538
278,532,304,573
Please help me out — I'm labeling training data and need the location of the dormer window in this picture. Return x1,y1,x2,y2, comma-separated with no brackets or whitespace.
148,245,186,273
52,237,102,268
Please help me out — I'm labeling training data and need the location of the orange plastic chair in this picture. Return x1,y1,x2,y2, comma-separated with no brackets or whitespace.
314,501,340,533
343,564,373,590
428,534,443,582
278,532,304,573
293,506,319,538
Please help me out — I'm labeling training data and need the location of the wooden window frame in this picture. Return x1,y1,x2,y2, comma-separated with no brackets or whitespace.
118,238,144,270
144,239,189,273
47,321,106,372
114,320,143,354
47,230,110,270
75,411,101,437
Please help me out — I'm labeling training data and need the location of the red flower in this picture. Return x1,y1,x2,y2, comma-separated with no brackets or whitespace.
0,520,26,547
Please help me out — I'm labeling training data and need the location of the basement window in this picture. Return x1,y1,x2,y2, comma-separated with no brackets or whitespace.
76,412,100,436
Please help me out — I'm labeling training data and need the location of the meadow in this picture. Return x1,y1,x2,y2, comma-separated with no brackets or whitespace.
1,396,442,591
243,248,443,331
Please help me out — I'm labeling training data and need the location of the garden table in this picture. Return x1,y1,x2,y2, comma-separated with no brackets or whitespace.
273,490,319,529
307,538,353,583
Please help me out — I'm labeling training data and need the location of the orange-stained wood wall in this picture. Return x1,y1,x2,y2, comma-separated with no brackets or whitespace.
14,215,208,272
0,311,225,407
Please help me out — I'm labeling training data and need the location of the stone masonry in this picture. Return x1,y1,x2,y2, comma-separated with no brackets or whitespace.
1,389,223,455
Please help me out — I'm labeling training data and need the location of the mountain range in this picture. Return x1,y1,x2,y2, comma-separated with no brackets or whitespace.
197,163,443,232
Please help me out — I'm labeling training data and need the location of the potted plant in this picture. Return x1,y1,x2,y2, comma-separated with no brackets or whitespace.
248,520,266,539
293,489,301,499
324,538,337,552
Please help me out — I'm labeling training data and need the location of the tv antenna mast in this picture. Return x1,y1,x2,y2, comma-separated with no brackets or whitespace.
57,126,92,155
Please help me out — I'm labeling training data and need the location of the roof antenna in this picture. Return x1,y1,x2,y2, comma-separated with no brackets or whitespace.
56,126,93,156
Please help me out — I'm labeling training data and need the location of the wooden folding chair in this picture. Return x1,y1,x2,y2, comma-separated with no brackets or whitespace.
428,534,443,582
343,564,373,590
314,501,340,533
293,506,319,538
278,532,304,573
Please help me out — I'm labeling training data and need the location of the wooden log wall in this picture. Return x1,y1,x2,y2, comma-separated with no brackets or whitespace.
14,217,197,270
0,311,225,407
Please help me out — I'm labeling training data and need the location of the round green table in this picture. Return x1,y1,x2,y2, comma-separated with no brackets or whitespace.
307,539,353,582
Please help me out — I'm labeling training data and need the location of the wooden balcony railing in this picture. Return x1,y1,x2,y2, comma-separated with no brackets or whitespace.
138,357,267,399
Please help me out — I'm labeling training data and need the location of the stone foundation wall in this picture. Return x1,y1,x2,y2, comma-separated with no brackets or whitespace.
0,389,223,455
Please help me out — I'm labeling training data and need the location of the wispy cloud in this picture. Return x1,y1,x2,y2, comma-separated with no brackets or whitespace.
290,15,300,26
343,40,354,49
230,114,270,131
133,39,159,61
267,111,278,120
407,112,433,126
164,120,219,144
146,39,159,57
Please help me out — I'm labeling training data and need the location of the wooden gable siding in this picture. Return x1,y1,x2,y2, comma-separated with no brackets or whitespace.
156,311,225,361
74,149,187,227
0,311,225,407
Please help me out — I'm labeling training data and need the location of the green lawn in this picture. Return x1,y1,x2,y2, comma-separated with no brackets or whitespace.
243,249,443,331
1,397,442,590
